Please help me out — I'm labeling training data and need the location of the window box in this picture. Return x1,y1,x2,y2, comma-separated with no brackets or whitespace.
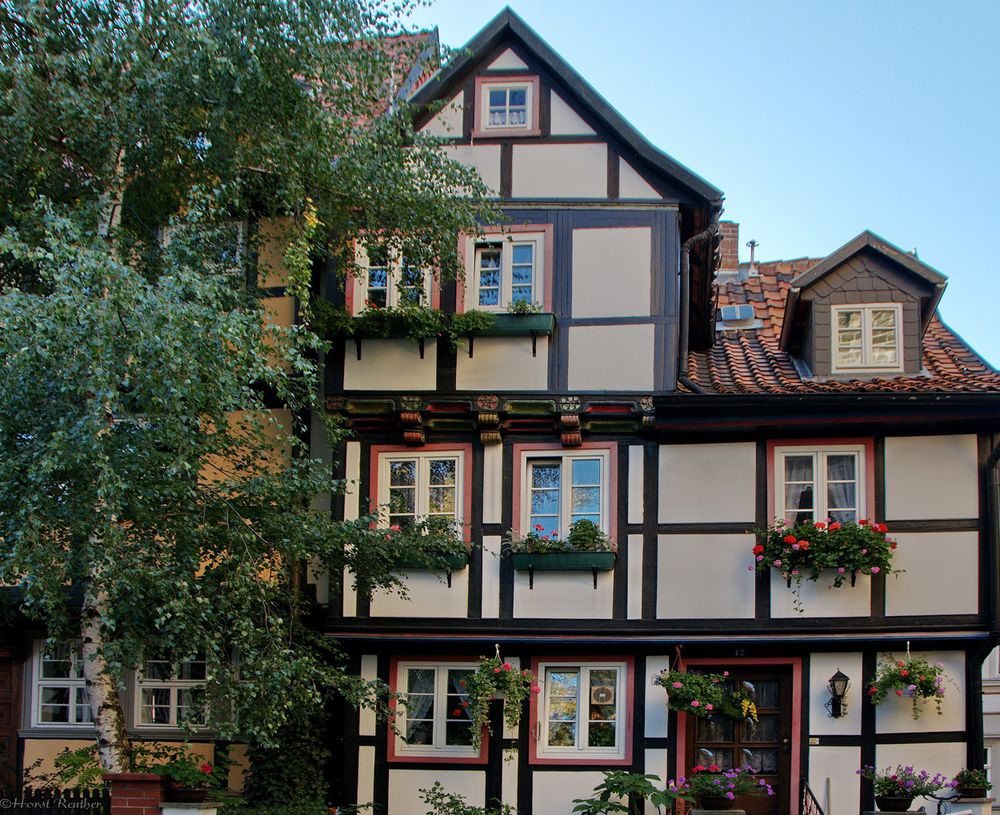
471,312,555,337
511,550,616,572
394,549,470,571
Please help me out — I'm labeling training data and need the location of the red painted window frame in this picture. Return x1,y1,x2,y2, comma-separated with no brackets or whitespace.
344,238,442,316
456,223,555,314
527,655,634,766
387,656,488,764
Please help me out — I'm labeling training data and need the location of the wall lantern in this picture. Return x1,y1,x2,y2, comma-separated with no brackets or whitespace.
826,669,850,718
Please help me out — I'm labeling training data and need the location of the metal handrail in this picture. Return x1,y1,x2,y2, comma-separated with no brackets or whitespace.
802,778,826,815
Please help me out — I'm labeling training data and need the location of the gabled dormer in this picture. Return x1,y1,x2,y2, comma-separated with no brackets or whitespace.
779,231,947,379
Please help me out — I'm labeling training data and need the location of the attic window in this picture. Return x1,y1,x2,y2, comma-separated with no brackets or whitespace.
473,76,541,137
832,304,901,371
716,303,760,331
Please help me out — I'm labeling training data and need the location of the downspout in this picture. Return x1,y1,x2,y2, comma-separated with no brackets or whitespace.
678,213,720,391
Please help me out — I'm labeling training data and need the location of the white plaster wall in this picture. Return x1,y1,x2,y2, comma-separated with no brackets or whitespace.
808,746,860,815
628,445,644,524
370,568,470,618
513,569,614,618
343,338,437,391
771,571,873,618
357,746,375,810
571,227,652,318
884,531,979,616
644,750,669,815
658,443,756,523
487,48,528,70
481,534,501,619
620,158,661,199
657,534,756,619
512,143,607,198
876,650,965,733
359,654,378,737
483,444,502,525
532,771,607,815
342,442,361,617
443,144,502,194
549,91,595,135
419,94,464,137
388,769,485,814
876,742,966,803
627,534,643,619
809,652,863,735
645,655,672,738
502,750,518,810
455,336,549,390
567,324,654,391
884,434,979,520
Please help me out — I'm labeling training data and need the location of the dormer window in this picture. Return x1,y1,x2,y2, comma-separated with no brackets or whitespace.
473,76,541,137
832,304,901,371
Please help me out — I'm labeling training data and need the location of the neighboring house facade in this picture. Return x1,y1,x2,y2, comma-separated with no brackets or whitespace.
315,9,1000,815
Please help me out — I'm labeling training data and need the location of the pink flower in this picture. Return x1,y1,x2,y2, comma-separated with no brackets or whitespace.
792,543,800,551
502,662,512,671
389,524,401,532
773,559,782,567
691,700,700,707
531,686,540,694
722,671,729,677
871,566,881,573
756,555,764,562
672,681,683,689
896,689,904,696
705,703,714,710
493,667,501,673
837,567,846,574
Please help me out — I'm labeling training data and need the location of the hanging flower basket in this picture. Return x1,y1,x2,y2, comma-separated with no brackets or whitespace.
753,519,897,612
653,670,758,721
867,655,949,719
464,653,539,749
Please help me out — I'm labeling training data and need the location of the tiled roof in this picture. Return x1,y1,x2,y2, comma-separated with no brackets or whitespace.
684,260,1000,394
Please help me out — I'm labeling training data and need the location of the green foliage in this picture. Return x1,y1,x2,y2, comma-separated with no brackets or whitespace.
506,520,614,554
506,299,541,315
573,771,692,815
419,782,515,815
652,670,758,721
754,519,896,583
462,655,538,750
858,765,948,797
317,305,498,349
951,768,992,791
449,309,497,340
867,655,948,718
679,766,774,801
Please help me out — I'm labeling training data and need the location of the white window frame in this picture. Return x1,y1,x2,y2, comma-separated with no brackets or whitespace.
355,243,431,312
535,660,627,761
519,449,610,539
831,303,903,372
31,640,93,728
481,81,533,132
470,232,545,312
774,443,867,524
376,450,465,528
393,661,480,759
134,654,208,729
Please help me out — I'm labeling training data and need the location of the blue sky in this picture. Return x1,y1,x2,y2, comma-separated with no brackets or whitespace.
407,0,1000,366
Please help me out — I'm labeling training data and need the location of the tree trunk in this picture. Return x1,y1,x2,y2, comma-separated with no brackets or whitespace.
80,575,132,772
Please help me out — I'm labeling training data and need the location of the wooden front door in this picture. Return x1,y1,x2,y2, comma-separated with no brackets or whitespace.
685,667,792,815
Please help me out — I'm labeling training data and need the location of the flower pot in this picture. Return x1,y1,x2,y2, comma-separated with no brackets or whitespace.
697,795,737,810
165,784,210,803
875,795,914,812
959,787,988,798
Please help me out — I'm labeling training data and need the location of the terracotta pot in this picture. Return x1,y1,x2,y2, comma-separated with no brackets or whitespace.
875,795,914,812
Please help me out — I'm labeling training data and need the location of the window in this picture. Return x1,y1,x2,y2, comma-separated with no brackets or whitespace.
378,451,462,528
392,662,480,759
354,243,430,312
774,443,867,524
473,234,543,310
473,76,541,137
520,449,610,538
532,659,631,763
161,221,246,280
832,304,901,371
33,641,93,726
135,654,207,728
486,84,528,129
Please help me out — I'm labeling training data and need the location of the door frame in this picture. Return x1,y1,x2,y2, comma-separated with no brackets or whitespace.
674,657,803,811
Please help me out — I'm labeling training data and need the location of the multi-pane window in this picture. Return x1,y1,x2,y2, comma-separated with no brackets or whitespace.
34,641,92,726
526,454,605,539
486,85,529,129
776,445,866,524
380,452,462,529
536,661,627,760
357,245,429,311
136,654,207,728
395,663,478,757
474,236,541,310
832,304,901,370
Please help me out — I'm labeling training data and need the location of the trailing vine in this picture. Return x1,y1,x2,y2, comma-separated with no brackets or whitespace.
867,654,949,719
464,649,539,749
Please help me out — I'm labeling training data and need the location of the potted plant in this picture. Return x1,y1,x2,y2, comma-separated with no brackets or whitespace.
507,519,616,577
753,518,897,612
463,653,539,749
571,770,694,815
858,765,948,812
950,768,992,798
653,670,758,721
153,749,227,802
677,764,774,810
867,655,948,719
382,516,471,572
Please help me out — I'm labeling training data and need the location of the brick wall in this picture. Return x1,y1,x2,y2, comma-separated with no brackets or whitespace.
719,220,740,271
103,773,166,815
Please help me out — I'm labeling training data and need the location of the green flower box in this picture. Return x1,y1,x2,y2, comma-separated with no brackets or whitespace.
394,551,469,570
511,551,616,572
472,313,556,337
